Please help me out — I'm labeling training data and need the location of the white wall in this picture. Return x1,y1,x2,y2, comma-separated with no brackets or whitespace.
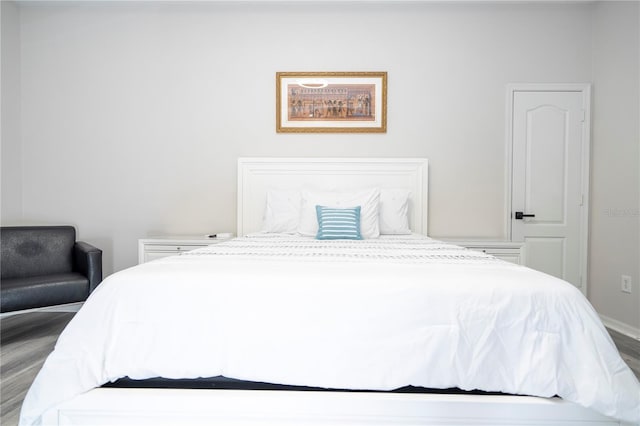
1,0,22,223
590,1,640,332
14,1,594,276
6,0,639,332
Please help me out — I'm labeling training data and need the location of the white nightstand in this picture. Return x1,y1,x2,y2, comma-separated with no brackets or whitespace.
138,235,232,264
443,239,525,265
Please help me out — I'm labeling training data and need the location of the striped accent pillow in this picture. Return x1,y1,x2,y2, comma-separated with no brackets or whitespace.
315,205,363,240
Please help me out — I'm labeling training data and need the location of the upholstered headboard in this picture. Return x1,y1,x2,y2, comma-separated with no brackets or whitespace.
237,157,429,236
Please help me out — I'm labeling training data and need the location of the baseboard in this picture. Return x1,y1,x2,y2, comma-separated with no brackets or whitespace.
599,313,640,341
0,302,83,319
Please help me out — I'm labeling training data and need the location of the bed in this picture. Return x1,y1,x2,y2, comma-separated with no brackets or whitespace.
20,158,640,426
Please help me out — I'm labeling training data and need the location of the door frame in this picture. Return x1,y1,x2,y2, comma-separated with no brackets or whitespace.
504,83,592,296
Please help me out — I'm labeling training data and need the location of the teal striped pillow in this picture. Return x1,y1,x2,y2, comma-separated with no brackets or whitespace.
315,205,363,240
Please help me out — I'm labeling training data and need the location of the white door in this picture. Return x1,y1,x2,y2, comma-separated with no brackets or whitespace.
510,86,590,292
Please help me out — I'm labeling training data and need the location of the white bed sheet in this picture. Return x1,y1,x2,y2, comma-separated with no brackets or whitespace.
20,234,640,424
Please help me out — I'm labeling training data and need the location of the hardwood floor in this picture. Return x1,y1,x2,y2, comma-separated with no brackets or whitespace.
1,312,75,426
609,327,640,379
1,312,639,426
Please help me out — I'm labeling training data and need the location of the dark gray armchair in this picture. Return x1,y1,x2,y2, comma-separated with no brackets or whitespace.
1,226,102,313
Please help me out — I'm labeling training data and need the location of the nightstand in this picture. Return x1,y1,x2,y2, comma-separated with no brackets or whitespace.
443,239,525,265
138,235,232,264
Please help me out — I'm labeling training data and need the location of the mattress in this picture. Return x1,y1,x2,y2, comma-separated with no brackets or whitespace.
19,234,640,424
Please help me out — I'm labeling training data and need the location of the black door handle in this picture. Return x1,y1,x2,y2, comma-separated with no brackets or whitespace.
515,211,535,220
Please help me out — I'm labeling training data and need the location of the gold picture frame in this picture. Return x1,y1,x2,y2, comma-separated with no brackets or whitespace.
276,71,387,133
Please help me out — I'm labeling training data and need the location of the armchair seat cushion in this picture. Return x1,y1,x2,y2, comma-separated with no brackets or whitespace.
0,273,89,313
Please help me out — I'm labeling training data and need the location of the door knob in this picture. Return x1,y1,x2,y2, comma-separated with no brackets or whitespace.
515,211,535,220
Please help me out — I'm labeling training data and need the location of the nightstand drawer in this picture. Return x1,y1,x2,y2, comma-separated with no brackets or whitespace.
144,244,205,253
468,248,522,265
444,240,525,265
143,251,186,263
138,235,232,264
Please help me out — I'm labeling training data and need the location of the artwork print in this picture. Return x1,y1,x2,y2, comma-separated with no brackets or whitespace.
276,72,387,133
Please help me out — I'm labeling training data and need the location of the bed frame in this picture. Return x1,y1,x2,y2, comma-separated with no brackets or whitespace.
39,158,628,425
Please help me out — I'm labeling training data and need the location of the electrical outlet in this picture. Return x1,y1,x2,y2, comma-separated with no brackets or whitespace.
621,275,632,294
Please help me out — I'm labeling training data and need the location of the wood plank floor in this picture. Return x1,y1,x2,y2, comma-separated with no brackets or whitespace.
609,327,640,379
1,312,75,426
2,312,639,426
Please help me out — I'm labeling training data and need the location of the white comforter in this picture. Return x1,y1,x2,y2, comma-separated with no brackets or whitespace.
20,234,640,424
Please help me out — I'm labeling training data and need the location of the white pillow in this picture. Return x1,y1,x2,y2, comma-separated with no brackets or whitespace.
379,189,411,234
262,189,301,234
297,188,380,239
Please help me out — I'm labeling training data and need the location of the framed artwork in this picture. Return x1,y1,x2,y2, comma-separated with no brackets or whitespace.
276,71,387,133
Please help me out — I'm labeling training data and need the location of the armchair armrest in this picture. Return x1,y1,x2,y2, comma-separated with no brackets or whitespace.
74,241,103,293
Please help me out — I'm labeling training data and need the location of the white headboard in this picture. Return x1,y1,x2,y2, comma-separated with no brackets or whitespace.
237,157,429,236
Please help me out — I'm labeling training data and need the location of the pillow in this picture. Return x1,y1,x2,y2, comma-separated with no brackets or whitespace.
262,189,301,234
316,205,362,240
379,189,411,234
297,188,380,238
